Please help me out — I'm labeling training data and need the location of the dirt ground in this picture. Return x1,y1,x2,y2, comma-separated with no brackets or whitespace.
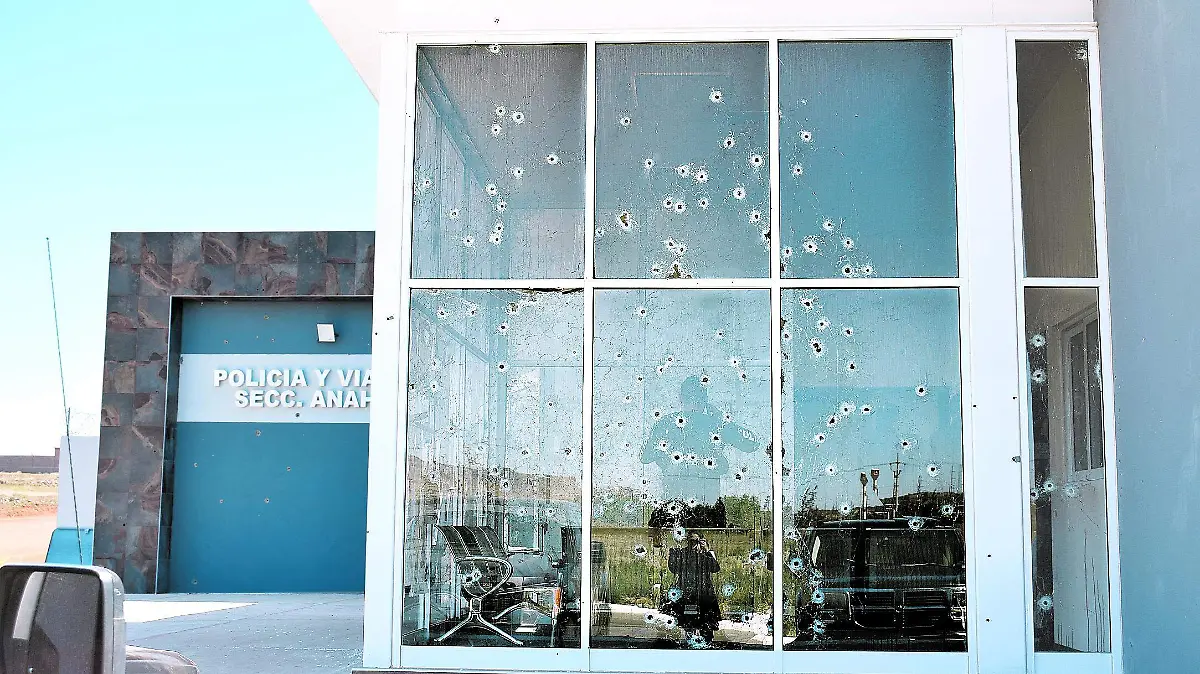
0,472,58,564
0,514,56,564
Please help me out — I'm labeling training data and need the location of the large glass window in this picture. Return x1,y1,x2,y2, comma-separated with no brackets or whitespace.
781,289,966,651
401,289,584,648
778,41,958,279
591,290,773,650
413,44,587,279
393,34,1116,671
595,43,771,279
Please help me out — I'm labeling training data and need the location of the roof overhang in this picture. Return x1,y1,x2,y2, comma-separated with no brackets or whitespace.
310,0,1097,103
309,0,390,100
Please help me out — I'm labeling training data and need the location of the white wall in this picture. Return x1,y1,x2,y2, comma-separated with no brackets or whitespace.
57,435,98,529
392,0,1094,33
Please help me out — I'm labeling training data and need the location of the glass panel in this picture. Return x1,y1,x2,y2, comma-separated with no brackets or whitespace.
401,289,584,648
778,41,958,279
781,289,966,651
595,43,771,279
1016,41,1099,278
1025,288,1111,652
413,44,586,279
591,290,773,649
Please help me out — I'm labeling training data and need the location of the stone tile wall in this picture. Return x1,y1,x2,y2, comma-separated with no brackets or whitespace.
98,231,374,592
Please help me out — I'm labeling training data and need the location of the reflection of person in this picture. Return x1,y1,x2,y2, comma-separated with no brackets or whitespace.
641,376,761,504
666,533,722,642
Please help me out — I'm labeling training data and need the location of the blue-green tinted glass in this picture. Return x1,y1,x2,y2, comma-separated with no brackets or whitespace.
779,41,958,279
402,289,584,647
595,43,771,279
592,290,773,650
413,45,586,279
781,288,966,651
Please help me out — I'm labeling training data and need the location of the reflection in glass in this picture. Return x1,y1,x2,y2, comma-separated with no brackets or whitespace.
402,289,583,648
413,45,586,279
778,41,958,279
595,43,771,279
592,290,773,649
781,289,966,651
1025,288,1110,652
1016,41,1098,278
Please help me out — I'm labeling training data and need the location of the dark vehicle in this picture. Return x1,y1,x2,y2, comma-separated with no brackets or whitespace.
788,518,967,651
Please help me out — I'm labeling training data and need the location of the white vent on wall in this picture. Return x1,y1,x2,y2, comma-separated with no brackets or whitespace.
316,323,337,343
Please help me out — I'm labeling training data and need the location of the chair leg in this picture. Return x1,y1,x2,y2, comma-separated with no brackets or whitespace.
478,616,523,645
437,597,524,646
494,600,550,621
434,615,472,643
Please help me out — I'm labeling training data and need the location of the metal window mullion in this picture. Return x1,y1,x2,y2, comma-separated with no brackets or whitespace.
581,38,598,661
390,33,421,669
769,284,785,659
384,32,422,666
769,38,782,284
1088,30,1125,669
581,284,596,663
768,39,786,659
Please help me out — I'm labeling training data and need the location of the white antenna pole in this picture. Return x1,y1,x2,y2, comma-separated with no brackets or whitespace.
47,238,84,565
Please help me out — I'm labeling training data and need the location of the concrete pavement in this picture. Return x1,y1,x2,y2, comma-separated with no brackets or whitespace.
126,593,364,673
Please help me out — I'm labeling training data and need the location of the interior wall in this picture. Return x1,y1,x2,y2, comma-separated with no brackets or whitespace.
1095,1,1200,672
1018,49,1098,277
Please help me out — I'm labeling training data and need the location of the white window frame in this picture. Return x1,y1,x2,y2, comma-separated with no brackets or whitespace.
1060,313,1104,477
360,21,1120,674
1009,30,1124,674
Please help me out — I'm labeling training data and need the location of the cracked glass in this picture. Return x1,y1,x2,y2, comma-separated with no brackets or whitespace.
591,289,773,649
595,43,771,279
781,288,966,651
778,41,958,279
401,289,584,648
1024,288,1110,653
412,44,586,279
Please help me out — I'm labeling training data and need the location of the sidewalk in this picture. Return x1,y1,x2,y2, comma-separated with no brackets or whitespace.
126,593,363,673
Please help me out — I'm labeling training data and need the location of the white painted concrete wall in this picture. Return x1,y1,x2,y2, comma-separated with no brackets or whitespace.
57,435,98,529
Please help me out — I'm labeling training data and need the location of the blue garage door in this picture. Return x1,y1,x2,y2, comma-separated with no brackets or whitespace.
169,299,371,592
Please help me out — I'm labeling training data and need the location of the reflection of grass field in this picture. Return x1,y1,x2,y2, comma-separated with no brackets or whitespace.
594,526,772,616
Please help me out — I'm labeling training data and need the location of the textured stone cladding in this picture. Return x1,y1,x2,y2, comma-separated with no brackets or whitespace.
98,231,374,592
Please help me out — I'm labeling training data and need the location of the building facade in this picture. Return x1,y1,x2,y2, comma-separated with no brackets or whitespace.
302,1,1172,673
86,0,1200,672
97,231,375,592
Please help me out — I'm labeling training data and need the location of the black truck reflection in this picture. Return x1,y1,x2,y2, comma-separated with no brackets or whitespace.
788,518,967,651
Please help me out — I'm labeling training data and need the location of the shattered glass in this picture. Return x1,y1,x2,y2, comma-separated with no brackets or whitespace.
591,290,773,649
413,45,586,278
1025,288,1110,653
781,288,967,651
401,289,584,647
778,41,958,279
595,43,771,279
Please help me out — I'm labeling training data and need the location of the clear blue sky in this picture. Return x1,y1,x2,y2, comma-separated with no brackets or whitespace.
0,2,378,454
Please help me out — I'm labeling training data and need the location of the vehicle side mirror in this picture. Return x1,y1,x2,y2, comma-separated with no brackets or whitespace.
0,564,126,674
